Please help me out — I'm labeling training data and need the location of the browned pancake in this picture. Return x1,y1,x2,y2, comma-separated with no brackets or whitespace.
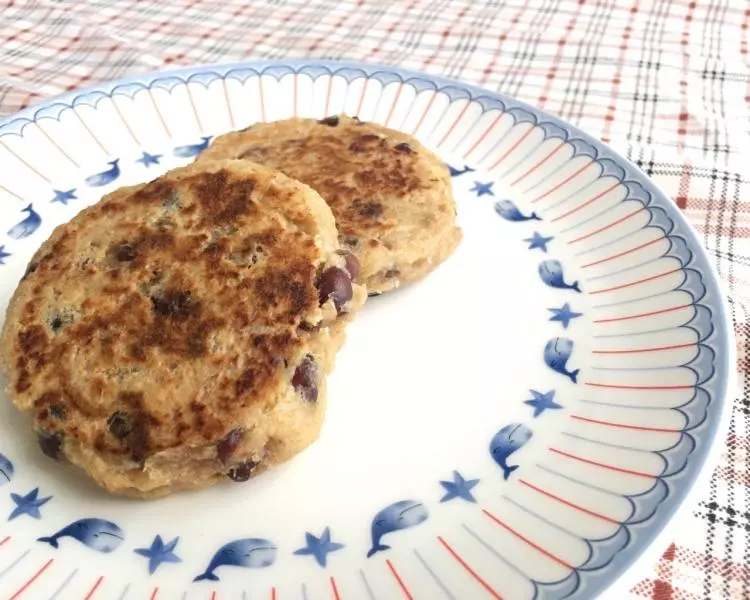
0,159,365,497
199,114,462,294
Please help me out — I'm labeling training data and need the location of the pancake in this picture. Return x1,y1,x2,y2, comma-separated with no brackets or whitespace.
198,114,462,294
0,159,366,498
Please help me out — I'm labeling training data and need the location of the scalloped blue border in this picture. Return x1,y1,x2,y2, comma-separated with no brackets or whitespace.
0,59,732,599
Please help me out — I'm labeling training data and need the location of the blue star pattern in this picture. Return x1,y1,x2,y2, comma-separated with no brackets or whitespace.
524,389,563,418
293,527,344,567
51,189,77,205
136,152,162,167
8,488,52,521
0,246,10,265
470,181,495,197
134,535,182,574
439,470,480,503
524,231,554,252
548,303,583,329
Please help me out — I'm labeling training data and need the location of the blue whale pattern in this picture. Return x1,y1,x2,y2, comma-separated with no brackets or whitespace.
85,160,121,187
494,199,540,222
194,538,276,582
7,204,41,240
539,259,581,292
544,337,580,383
38,518,124,553
490,423,533,480
174,136,212,157
367,500,428,558
0,453,14,486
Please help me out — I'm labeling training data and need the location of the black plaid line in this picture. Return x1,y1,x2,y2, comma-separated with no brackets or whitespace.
637,0,672,157
22,27,111,89
709,249,750,271
697,500,750,528
499,0,561,97
646,164,749,184
631,157,657,176
197,4,280,60
693,508,750,535
384,0,453,67
197,2,277,61
266,0,341,59
0,5,72,66
443,0,502,81
723,302,739,600
742,319,750,600
558,0,617,123
623,0,670,164
330,1,392,61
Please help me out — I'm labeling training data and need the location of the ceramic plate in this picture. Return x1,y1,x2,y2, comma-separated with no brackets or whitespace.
0,60,733,600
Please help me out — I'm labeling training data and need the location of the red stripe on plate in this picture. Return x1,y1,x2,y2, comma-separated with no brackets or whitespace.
519,479,619,523
550,181,621,222
8,558,54,600
258,77,266,122
567,207,643,244
589,268,682,294
83,576,103,600
293,73,298,118
465,112,503,158
482,509,573,569
386,559,413,600
384,82,403,128
592,303,692,323
331,576,341,600
489,123,534,170
510,140,564,186
531,159,593,204
571,415,680,433
584,382,694,390
438,536,503,599
581,237,664,268
592,342,695,355
324,76,333,117
549,448,655,478
437,102,470,147
411,91,437,135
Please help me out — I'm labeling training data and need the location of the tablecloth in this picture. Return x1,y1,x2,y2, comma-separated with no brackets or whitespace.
0,0,747,598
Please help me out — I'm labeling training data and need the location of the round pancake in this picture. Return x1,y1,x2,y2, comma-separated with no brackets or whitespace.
0,159,365,498
198,114,462,294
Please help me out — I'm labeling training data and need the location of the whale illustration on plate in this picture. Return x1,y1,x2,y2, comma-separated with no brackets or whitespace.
193,538,277,582
173,136,212,157
0,453,14,486
490,423,533,480
539,259,581,292
544,337,580,383
7,204,41,240
366,500,428,558
85,160,121,187
37,518,125,553
447,163,474,177
494,199,540,222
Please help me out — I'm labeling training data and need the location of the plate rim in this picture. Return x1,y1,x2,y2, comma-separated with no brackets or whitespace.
0,58,736,599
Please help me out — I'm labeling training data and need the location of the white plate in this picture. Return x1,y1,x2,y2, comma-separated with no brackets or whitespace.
0,60,733,599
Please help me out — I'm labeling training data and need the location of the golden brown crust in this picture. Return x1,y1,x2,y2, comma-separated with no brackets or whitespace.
199,115,462,293
0,159,364,497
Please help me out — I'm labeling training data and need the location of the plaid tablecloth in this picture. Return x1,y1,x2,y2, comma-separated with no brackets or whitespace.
0,1,748,597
